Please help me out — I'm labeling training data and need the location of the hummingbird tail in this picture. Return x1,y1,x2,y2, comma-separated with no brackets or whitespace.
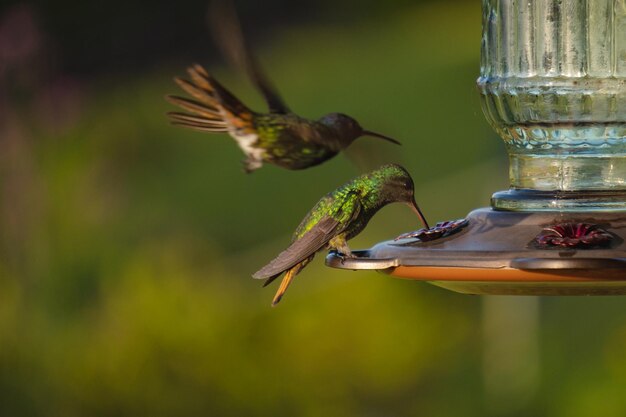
271,267,298,307
167,64,255,135
266,256,313,306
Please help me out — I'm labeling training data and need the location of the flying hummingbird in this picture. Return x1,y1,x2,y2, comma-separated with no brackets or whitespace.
165,2,399,173
253,164,429,306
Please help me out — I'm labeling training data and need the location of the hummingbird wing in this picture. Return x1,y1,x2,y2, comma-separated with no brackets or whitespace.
166,65,256,135
209,0,291,114
253,191,362,281
252,216,342,281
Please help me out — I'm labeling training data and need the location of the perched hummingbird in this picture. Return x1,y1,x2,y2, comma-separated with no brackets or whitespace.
166,2,399,173
253,164,429,306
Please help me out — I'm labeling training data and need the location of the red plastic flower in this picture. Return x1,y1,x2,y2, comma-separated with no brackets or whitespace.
535,222,613,248
395,218,469,242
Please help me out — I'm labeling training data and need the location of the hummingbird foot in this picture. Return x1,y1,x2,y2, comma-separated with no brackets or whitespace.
328,234,354,263
328,250,356,264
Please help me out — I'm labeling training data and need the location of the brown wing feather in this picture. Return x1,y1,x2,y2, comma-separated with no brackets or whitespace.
254,191,363,281
209,0,290,114
173,77,218,107
253,216,342,280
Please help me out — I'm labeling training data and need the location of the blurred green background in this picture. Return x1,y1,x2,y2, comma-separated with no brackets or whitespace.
3,1,626,416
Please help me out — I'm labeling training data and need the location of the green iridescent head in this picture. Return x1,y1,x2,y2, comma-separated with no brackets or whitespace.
367,164,429,229
369,164,413,201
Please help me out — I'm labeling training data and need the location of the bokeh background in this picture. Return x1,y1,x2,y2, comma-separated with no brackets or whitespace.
2,1,626,416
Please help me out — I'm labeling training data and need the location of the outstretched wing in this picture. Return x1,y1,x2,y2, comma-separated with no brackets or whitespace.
253,191,361,280
166,64,256,134
209,0,290,114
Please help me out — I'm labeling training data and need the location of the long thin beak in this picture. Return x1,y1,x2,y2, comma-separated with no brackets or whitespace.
408,198,430,229
362,130,401,145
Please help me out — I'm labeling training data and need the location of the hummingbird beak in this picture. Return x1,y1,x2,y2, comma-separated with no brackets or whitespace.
407,198,430,230
362,130,401,145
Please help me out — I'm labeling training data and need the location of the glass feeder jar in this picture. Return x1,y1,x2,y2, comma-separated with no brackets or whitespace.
325,0,626,296
478,0,626,211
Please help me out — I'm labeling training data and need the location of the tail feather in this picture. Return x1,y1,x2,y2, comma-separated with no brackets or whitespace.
165,96,221,119
187,66,215,93
174,77,216,104
171,121,228,133
167,112,226,127
167,64,255,135
262,256,313,306
190,63,210,80
188,66,251,118
272,268,297,307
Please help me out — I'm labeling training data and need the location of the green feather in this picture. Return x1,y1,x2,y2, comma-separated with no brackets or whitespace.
293,164,411,240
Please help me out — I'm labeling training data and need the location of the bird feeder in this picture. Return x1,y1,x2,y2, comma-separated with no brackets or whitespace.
326,0,626,295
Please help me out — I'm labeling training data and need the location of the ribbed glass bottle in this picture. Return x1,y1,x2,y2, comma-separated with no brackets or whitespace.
478,0,626,211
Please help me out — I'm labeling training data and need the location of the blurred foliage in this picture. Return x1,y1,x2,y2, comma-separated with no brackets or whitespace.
2,1,626,416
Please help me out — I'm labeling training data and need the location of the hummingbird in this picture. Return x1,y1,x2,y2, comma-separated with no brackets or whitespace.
253,164,429,306
165,2,399,173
